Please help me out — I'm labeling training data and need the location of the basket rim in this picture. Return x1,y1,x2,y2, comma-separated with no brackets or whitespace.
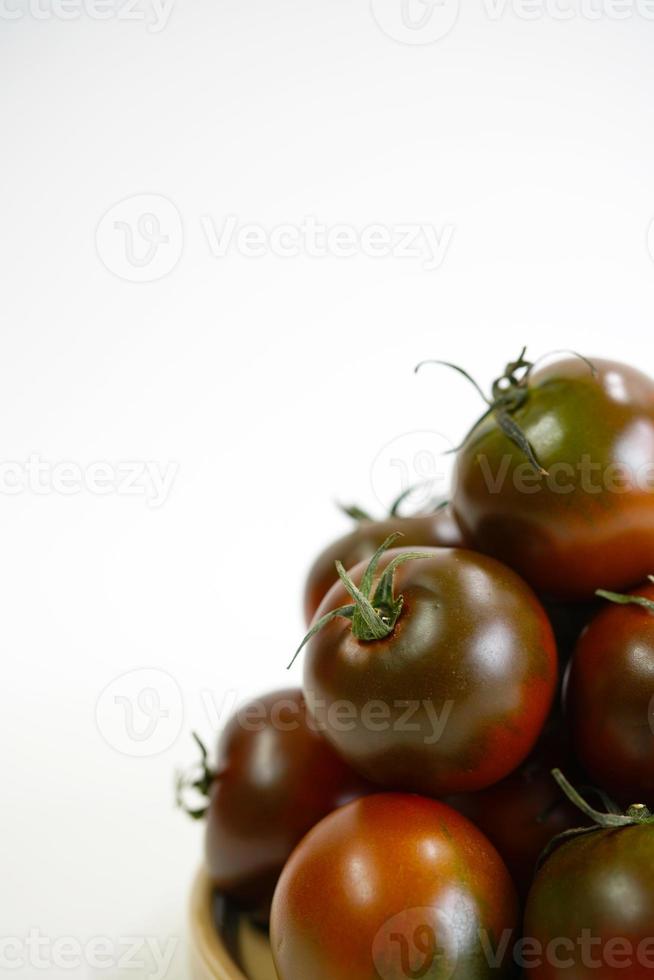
189,868,249,980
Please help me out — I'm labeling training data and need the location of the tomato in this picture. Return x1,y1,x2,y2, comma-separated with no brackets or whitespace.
523,773,654,979
296,539,557,796
271,793,519,980
178,689,369,917
304,503,465,625
446,720,586,901
446,353,654,600
566,580,654,802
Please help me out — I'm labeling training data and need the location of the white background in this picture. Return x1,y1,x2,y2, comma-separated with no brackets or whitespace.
2,1,654,977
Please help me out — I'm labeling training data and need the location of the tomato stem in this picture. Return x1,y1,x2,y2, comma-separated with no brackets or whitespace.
337,484,446,525
537,770,654,869
416,348,596,476
338,503,374,522
175,732,218,821
596,579,654,615
289,534,427,668
551,769,644,828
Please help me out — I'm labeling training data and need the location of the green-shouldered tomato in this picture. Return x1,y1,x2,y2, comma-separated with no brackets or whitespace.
421,352,654,601
294,537,557,797
524,772,654,979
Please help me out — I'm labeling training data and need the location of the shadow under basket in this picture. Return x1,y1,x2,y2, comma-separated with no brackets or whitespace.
189,869,277,980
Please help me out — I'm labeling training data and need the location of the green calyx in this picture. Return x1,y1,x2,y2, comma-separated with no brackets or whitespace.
415,347,596,476
338,484,447,525
596,576,654,614
175,733,216,821
538,769,653,868
288,533,427,668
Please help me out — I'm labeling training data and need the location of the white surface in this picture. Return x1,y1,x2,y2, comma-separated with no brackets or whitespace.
2,3,654,978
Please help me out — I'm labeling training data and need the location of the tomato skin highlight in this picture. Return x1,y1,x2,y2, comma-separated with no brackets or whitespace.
566,583,654,802
303,547,558,797
523,823,654,979
452,358,654,601
204,689,369,916
303,507,466,625
271,793,519,980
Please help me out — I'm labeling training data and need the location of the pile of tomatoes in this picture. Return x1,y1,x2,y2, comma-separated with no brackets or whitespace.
179,352,654,979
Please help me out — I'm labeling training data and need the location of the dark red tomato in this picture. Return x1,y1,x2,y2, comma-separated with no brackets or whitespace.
304,506,466,625
451,355,654,601
200,689,368,916
524,781,654,979
446,721,587,901
301,545,557,796
566,582,654,802
271,793,519,980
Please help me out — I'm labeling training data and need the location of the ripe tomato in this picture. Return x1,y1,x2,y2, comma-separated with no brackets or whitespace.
446,354,654,600
296,539,557,796
566,580,654,802
271,794,519,980
304,503,465,625
178,689,368,917
524,773,654,979
446,720,586,901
